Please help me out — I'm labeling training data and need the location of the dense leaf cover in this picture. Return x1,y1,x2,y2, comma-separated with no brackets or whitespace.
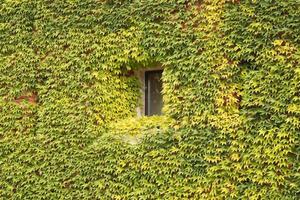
0,0,300,199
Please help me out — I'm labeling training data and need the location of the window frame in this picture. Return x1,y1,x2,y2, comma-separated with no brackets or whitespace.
144,69,163,116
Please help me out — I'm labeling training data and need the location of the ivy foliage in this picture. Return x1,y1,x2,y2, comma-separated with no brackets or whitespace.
1,0,300,199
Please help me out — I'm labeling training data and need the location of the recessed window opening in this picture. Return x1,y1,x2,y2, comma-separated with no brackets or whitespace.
145,70,163,116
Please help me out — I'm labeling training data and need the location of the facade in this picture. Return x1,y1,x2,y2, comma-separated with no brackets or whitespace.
1,0,299,199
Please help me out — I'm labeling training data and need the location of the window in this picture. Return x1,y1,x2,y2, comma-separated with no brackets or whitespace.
145,70,163,116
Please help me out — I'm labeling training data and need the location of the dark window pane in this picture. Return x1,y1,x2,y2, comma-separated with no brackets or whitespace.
145,70,163,116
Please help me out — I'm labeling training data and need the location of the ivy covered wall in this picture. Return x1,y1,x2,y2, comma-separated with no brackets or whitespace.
0,0,300,199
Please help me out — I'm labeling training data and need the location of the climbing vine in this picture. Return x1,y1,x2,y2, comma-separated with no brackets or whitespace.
0,0,299,199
